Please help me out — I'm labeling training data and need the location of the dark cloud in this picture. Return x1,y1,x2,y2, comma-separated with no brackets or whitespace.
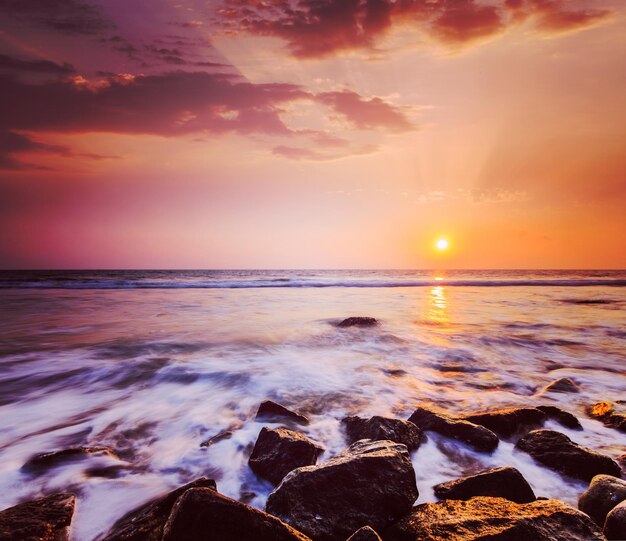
213,0,612,58
0,63,413,169
0,0,112,35
0,54,75,76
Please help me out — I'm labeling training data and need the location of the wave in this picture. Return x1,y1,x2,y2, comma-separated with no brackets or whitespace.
1,278,625,289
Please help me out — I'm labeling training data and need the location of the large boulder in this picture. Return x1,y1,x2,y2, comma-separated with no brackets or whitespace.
0,493,75,541
537,405,582,430
433,466,536,503
604,499,626,540
266,439,418,541
256,401,309,425
346,526,382,540
99,478,216,541
516,429,621,482
541,377,579,394
161,487,310,541
342,416,424,451
384,496,605,541
249,427,324,485
336,317,378,328
463,407,546,438
408,407,498,453
578,474,626,526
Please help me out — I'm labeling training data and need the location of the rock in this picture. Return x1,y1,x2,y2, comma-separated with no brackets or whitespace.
161,487,310,541
21,446,118,475
384,496,605,541
337,317,378,328
578,474,626,526
542,377,579,393
408,407,498,453
346,526,382,540
586,401,615,420
342,416,424,451
606,413,626,433
433,466,536,503
256,401,309,425
604,499,626,540
537,405,583,429
515,429,621,482
463,407,547,438
266,439,418,541
99,477,216,541
200,430,233,448
0,493,75,541
249,427,324,485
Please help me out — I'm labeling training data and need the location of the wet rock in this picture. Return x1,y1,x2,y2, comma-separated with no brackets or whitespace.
0,493,75,541
21,446,119,475
606,413,626,433
266,439,418,541
586,401,615,420
337,317,378,328
542,377,580,393
346,526,382,540
200,430,233,448
162,487,310,541
99,477,216,541
578,474,626,526
408,407,498,453
342,416,424,451
384,496,605,541
515,429,621,482
433,466,536,503
604,499,626,540
249,427,324,485
537,405,583,429
256,401,309,425
463,407,547,438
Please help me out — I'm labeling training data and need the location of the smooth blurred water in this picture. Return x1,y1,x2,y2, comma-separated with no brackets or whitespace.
0,270,624,540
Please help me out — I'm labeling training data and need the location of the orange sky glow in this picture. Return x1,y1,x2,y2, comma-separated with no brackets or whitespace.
0,0,624,269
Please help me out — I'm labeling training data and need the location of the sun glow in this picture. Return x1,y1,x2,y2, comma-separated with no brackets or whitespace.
435,238,449,251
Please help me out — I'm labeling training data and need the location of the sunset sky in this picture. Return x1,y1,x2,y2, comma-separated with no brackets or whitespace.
1,0,624,269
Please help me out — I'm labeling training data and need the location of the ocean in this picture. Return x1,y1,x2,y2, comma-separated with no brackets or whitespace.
0,269,624,540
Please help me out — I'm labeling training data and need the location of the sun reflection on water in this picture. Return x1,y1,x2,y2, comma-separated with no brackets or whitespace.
428,284,448,325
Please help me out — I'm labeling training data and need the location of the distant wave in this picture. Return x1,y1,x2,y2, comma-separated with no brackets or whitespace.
1,279,625,289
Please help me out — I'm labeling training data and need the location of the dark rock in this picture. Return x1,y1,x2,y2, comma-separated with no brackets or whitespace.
200,430,232,448
463,407,547,438
408,407,498,453
266,439,418,541
21,446,118,475
337,317,378,328
384,496,605,541
606,413,626,433
515,429,621,482
433,466,535,503
604,499,626,540
161,487,310,541
342,416,424,451
256,401,309,425
537,405,583,429
0,493,75,541
99,477,216,541
578,474,626,526
542,377,579,393
346,526,382,540
249,427,324,485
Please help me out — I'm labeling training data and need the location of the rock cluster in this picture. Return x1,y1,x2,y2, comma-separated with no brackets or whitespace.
342,415,424,450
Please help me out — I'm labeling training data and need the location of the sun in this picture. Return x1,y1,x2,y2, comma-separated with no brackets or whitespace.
435,238,449,251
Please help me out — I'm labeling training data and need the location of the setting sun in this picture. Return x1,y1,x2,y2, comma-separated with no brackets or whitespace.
435,238,449,251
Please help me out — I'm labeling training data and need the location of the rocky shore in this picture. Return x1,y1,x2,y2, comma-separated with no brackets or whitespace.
1,394,625,540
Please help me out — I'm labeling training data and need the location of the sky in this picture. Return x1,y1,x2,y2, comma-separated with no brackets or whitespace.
0,0,624,269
